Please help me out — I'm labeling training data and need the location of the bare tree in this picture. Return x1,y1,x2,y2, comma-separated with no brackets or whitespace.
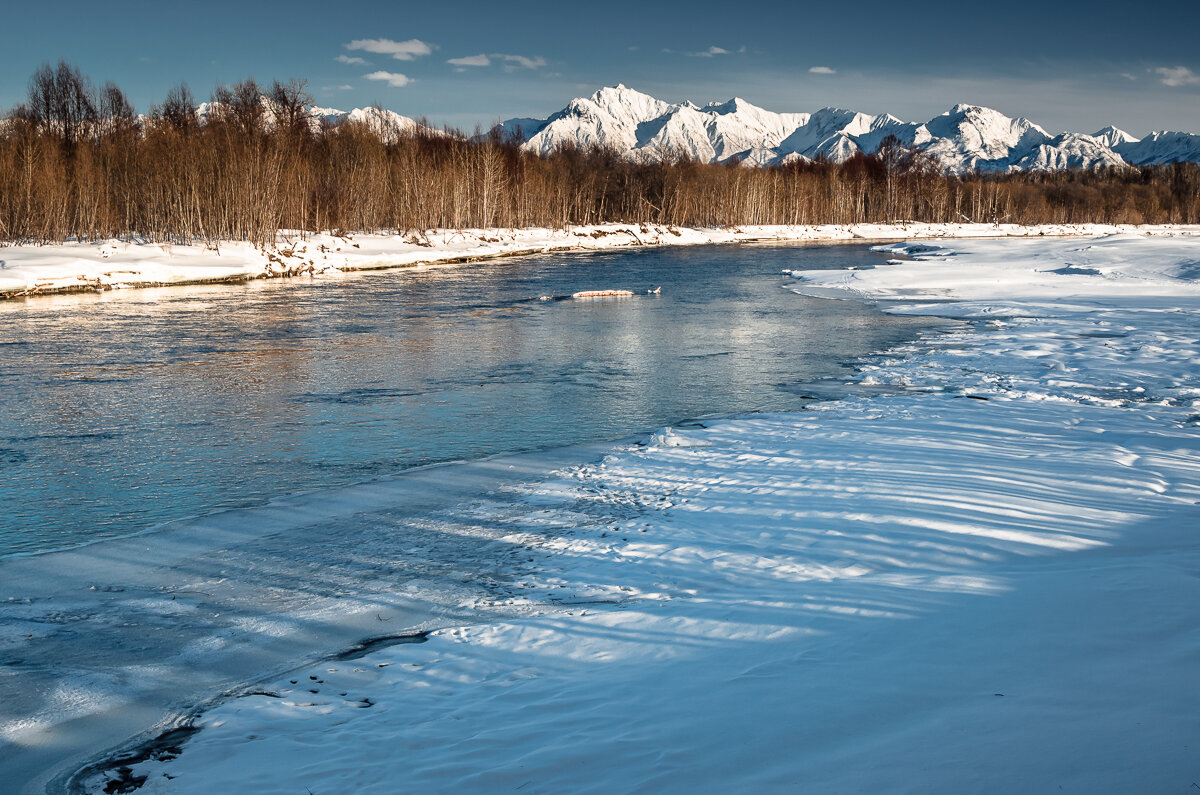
212,79,265,138
269,79,312,139
156,83,198,135
26,60,97,146
98,81,136,136
3,62,1198,246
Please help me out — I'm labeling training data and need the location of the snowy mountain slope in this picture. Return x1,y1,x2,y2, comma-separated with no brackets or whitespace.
634,102,719,162
1011,132,1128,172
850,114,930,156
1116,130,1200,166
494,117,547,141
917,104,1050,171
1093,125,1139,149
521,85,673,158
703,97,810,162
777,107,875,160
336,106,434,142
498,87,1200,173
15,85,1197,173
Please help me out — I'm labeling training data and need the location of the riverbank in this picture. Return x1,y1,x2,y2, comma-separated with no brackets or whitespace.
3,222,1199,297
63,232,1200,793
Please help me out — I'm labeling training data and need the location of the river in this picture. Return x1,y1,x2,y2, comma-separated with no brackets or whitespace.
0,241,927,557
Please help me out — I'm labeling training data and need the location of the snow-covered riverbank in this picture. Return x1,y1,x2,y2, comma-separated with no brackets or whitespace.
3,222,1198,297
69,233,1200,793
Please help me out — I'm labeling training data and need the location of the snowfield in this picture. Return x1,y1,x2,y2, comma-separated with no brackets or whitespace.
71,233,1200,793
2,222,1198,298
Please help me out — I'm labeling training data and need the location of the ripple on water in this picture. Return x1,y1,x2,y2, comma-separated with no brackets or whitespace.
0,242,933,556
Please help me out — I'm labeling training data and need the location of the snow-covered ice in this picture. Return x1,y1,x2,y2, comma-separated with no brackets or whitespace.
66,233,1200,793
0,444,616,793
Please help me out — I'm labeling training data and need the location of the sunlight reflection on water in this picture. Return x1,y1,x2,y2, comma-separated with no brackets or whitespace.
0,242,929,555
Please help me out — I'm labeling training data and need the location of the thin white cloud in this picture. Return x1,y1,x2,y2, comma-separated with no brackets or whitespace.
337,85,353,90
491,53,546,70
347,38,434,61
688,46,730,58
1120,73,1137,81
335,55,368,65
448,54,490,67
364,70,411,87
809,66,836,75
1156,66,1200,87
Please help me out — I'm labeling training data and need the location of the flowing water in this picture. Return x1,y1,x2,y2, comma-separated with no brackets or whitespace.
0,242,926,557
0,241,946,791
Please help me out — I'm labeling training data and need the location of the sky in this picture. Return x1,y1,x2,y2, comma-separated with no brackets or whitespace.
2,0,1199,137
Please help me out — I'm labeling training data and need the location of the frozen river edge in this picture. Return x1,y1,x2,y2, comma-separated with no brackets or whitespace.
4,231,1200,793
0,442,628,793
3,222,1200,298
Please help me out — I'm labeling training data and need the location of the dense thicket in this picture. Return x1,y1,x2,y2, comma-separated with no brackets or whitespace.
2,63,1199,246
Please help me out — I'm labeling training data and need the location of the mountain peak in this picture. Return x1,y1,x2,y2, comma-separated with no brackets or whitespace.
1093,125,1140,147
942,103,1015,123
587,85,671,124
590,84,653,102
497,86,1200,173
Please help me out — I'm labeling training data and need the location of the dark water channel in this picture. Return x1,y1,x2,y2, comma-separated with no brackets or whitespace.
0,242,927,556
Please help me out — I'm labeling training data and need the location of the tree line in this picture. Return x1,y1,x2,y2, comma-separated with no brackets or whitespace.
2,62,1198,246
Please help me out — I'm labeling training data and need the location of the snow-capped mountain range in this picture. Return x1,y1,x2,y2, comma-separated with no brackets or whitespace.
494,85,1200,173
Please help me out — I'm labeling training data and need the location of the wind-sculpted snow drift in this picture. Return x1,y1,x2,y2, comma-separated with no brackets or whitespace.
495,85,1200,173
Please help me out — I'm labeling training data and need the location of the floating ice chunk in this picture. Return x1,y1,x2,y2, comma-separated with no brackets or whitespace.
869,242,951,257
572,289,634,298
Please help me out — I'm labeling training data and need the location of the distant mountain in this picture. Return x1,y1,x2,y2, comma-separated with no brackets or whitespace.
1012,133,1128,172
308,106,434,143
192,99,435,143
495,85,1200,173
1115,130,1200,166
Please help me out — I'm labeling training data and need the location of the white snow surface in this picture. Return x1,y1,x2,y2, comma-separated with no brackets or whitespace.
4,222,1199,298
73,233,1200,793
502,86,1200,172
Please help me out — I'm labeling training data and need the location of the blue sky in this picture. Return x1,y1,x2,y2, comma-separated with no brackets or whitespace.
3,0,1199,136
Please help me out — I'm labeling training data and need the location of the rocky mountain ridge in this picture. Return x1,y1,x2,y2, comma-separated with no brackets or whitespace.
495,85,1200,173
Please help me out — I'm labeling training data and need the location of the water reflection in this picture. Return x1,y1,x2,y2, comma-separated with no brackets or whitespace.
0,243,928,555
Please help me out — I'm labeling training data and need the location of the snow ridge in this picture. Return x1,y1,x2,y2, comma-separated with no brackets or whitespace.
497,86,1200,173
